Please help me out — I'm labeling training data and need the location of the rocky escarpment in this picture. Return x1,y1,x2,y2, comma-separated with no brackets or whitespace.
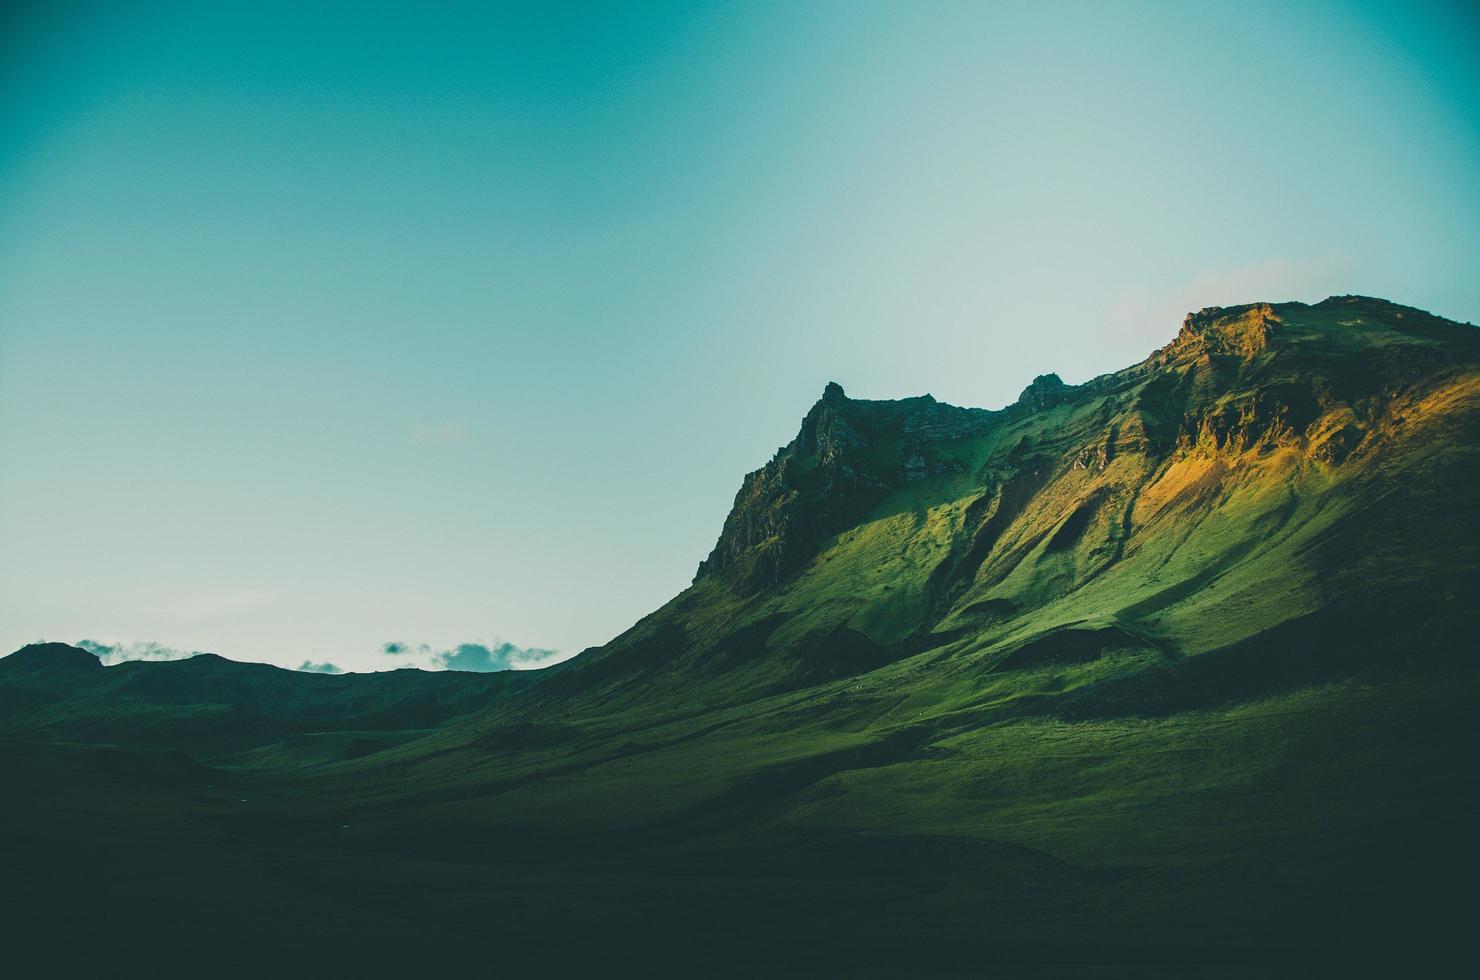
1144,297,1475,463
693,383,997,591
1014,373,1072,413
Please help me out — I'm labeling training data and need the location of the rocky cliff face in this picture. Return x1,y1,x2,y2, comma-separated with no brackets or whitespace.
698,297,1467,595
693,383,995,591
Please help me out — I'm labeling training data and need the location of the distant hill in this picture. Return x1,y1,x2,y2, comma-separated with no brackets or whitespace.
4,295,1478,976
0,642,533,758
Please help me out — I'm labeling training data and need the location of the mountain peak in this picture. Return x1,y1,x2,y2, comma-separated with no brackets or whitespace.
0,642,104,677
1016,373,1069,411
697,383,995,590
1168,302,1279,359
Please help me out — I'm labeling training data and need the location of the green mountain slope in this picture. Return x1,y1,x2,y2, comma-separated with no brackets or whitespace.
4,295,1478,976
531,295,1479,712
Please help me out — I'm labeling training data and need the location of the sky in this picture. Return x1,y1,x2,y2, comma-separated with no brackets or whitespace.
2,0,1477,672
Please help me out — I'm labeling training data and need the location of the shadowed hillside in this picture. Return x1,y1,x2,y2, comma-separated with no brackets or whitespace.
4,296,1478,978
0,641,535,759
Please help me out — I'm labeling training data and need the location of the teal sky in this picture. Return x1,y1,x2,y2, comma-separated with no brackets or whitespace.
2,1,1477,672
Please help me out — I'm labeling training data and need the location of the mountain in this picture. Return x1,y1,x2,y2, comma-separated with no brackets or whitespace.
536,295,1479,711
4,295,1478,978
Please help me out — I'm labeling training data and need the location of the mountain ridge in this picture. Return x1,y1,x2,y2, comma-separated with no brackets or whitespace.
12,294,1477,720
525,294,1477,714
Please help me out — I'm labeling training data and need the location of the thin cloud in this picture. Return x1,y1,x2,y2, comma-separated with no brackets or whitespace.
377,639,562,672
297,660,344,674
1100,254,1353,355
76,639,203,666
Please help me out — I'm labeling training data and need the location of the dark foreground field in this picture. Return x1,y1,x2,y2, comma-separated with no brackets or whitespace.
4,663,1477,978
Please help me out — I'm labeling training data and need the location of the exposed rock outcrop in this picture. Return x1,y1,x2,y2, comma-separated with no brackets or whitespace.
694,297,1480,604
694,383,996,591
